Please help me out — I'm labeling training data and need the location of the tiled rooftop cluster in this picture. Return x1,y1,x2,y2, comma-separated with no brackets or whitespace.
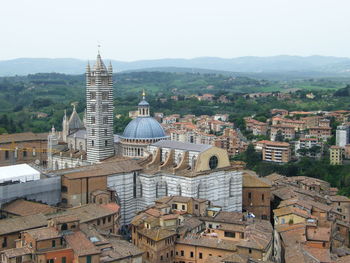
266,173,350,263
0,201,144,263
131,195,273,263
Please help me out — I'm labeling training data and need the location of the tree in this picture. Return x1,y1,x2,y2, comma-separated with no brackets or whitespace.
244,144,262,169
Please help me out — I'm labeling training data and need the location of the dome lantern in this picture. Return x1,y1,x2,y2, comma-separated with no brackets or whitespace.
138,89,150,117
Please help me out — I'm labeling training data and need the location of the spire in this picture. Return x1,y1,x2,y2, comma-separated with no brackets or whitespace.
63,109,67,120
51,125,56,134
68,103,83,130
94,51,106,71
142,89,146,100
108,61,113,73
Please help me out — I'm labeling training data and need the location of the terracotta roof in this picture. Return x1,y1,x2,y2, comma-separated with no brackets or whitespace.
330,145,342,149
265,173,284,183
62,159,142,179
52,215,80,224
303,246,332,263
48,203,117,223
1,247,32,258
156,196,207,205
204,254,248,263
178,217,203,233
100,203,120,214
273,206,310,219
275,223,306,234
65,231,100,256
243,173,271,188
145,208,164,218
306,226,331,242
100,237,143,262
201,211,244,224
217,223,245,232
138,227,176,241
329,195,350,202
0,132,48,144
161,214,178,220
278,198,313,211
0,214,47,235
272,187,300,200
265,141,290,147
24,227,60,241
177,234,237,251
1,199,57,217
236,220,273,251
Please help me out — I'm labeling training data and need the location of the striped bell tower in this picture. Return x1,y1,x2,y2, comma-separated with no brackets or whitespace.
86,52,114,163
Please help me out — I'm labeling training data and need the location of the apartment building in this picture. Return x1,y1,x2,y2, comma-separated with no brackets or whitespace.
262,141,291,163
270,125,295,141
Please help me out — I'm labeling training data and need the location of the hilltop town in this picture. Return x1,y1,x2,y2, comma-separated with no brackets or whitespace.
0,53,350,263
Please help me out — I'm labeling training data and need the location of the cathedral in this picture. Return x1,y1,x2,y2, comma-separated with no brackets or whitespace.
47,52,243,224
47,52,168,169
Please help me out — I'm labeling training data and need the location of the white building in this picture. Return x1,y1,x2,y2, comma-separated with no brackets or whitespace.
336,125,349,147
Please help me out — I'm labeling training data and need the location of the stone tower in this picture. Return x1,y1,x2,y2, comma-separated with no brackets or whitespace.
86,52,114,163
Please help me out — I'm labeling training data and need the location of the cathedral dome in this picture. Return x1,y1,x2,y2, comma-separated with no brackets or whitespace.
121,117,167,139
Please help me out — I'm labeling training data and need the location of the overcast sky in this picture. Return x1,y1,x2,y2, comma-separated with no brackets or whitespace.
1,0,350,61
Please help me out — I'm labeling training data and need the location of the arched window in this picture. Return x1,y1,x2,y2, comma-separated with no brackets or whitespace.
177,185,182,196
197,182,205,199
229,177,235,197
156,181,168,198
177,153,182,165
212,181,219,200
209,156,218,170
138,178,143,198
191,156,197,170
55,161,59,170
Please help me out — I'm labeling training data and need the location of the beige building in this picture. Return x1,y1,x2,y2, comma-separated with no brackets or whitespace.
270,125,295,141
262,141,291,163
244,118,268,136
0,132,48,167
330,145,343,165
309,127,332,141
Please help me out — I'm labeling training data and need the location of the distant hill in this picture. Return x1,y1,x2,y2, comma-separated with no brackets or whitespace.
2,55,350,77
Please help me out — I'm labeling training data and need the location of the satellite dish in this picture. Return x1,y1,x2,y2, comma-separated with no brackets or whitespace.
35,159,40,165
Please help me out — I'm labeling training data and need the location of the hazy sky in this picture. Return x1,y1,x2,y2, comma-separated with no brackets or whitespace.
1,0,350,61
